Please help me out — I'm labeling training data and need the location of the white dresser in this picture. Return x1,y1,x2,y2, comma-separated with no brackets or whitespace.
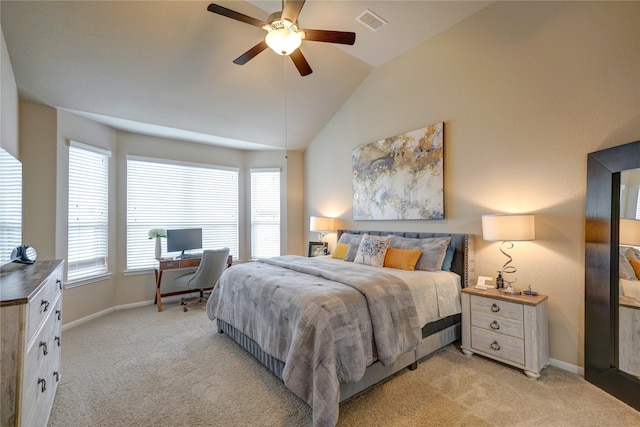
461,287,549,378
1,260,64,427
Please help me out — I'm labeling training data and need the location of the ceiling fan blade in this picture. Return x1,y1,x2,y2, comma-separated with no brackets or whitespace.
207,3,267,28
233,40,269,65
290,49,312,76
282,0,306,24
302,29,356,45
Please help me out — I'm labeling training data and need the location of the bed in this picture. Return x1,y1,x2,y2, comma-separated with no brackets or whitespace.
207,230,474,426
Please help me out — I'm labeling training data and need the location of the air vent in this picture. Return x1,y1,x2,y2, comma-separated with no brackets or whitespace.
355,9,387,32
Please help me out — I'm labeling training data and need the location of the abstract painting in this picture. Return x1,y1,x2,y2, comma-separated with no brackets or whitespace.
352,122,444,220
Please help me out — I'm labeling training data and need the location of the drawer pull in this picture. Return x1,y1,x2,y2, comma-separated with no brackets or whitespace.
57,279,62,290
56,310,62,321
490,341,501,351
491,303,500,313
490,320,500,330
41,299,50,312
53,371,60,382
38,378,46,393
55,336,61,346
39,341,48,355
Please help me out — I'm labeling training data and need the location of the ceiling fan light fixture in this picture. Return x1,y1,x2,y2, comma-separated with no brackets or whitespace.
265,27,302,56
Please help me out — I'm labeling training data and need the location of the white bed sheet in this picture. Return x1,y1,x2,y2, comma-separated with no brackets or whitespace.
313,256,462,327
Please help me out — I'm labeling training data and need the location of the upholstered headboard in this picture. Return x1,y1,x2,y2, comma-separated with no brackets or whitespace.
337,230,475,288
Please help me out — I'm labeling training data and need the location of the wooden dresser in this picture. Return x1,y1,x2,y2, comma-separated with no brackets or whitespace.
461,287,549,378
1,260,64,427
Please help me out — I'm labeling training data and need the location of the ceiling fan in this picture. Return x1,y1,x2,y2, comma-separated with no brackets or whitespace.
207,1,356,76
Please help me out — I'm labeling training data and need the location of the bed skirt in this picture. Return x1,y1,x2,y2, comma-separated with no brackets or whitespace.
216,315,461,403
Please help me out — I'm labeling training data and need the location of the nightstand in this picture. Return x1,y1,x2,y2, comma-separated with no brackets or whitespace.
460,287,549,378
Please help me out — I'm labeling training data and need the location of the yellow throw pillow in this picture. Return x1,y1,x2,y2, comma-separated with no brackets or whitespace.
384,247,422,271
629,258,640,279
331,242,349,259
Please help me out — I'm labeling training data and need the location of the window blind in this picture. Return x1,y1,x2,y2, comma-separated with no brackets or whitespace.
127,157,239,270
0,148,22,265
67,142,110,282
250,168,280,259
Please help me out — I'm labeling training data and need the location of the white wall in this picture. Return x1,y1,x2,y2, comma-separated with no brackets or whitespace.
304,1,640,368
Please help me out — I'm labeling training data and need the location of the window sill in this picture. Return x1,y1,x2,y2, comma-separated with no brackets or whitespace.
65,272,113,289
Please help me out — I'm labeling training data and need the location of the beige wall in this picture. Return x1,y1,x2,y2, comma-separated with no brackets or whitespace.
18,102,304,324
0,22,18,157
304,1,640,368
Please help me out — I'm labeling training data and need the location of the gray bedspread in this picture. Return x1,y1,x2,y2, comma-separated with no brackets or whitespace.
207,255,421,427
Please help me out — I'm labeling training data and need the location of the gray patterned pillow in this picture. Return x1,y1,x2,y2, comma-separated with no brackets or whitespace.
354,234,390,267
387,235,452,271
338,232,363,246
345,243,360,262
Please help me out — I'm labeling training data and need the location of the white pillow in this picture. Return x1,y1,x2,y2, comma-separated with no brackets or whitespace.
620,252,638,280
354,234,390,267
620,278,640,299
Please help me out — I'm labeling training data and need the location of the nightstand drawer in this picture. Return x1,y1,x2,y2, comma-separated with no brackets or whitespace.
471,295,523,321
471,311,524,339
471,326,525,365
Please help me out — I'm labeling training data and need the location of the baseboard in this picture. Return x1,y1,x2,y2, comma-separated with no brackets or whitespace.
549,357,584,376
62,300,153,331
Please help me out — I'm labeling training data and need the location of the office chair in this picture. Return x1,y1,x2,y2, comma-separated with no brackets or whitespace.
173,247,230,312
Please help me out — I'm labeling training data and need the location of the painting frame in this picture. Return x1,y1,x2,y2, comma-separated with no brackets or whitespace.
308,241,328,257
352,121,444,220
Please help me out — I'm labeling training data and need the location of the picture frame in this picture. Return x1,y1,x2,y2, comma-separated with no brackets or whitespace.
308,241,328,257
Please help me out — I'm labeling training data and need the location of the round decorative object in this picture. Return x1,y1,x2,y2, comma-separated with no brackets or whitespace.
11,245,38,264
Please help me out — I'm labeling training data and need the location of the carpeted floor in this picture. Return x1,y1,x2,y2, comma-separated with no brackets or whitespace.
49,301,640,426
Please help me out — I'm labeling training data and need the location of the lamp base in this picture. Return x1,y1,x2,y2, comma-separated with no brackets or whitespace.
500,286,521,296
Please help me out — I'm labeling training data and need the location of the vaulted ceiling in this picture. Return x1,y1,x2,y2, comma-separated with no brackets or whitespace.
1,1,491,151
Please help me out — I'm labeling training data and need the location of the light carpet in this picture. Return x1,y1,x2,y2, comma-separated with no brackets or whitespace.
49,301,640,426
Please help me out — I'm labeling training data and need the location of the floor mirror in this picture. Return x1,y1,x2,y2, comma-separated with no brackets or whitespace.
585,140,640,410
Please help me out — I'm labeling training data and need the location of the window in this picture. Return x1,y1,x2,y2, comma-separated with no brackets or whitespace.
67,141,110,283
250,168,280,259
0,148,22,265
127,157,238,270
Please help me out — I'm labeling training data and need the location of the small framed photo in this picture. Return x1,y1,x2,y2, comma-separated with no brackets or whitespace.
308,241,328,257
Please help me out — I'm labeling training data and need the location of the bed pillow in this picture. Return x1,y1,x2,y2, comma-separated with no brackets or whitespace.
387,235,452,271
620,253,638,280
441,245,455,271
629,258,640,280
344,243,359,262
384,247,422,271
621,278,640,298
354,234,391,267
623,246,640,263
331,242,349,259
337,232,363,246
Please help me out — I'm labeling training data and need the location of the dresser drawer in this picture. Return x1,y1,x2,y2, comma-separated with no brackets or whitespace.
471,311,524,339
471,295,523,321
26,271,62,345
471,326,525,366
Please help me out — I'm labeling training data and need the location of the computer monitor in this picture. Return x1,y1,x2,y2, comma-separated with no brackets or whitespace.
166,228,203,256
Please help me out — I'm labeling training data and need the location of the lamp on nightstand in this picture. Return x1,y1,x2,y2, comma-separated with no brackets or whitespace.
310,216,335,243
482,213,536,295
620,218,640,247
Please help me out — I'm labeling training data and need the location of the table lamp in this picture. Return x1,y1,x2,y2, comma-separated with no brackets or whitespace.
620,218,640,247
482,213,535,294
310,216,335,242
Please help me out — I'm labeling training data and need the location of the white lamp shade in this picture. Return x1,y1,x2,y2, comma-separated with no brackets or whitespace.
310,216,335,232
482,214,535,241
620,218,640,246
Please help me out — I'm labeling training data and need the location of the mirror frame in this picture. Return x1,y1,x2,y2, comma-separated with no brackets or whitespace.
585,140,640,410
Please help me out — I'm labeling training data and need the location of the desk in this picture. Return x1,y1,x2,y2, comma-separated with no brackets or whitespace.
154,256,232,312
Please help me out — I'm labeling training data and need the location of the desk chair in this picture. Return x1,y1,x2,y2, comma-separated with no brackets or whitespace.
173,247,230,312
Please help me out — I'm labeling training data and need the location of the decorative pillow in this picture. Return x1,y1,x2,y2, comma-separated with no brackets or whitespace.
345,243,359,262
621,278,640,298
387,235,452,271
623,246,640,262
384,247,422,271
354,234,391,267
441,245,455,271
331,242,349,259
620,253,638,280
338,232,363,246
629,258,640,280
